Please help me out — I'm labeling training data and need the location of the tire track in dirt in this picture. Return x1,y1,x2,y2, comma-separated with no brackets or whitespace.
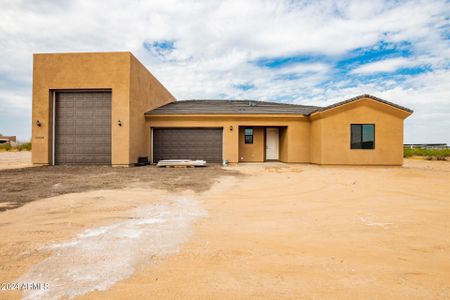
18,196,206,300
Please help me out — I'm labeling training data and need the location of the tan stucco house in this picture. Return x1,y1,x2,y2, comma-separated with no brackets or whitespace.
32,52,413,166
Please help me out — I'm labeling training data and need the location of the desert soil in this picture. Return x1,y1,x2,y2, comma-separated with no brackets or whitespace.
0,152,449,299
0,151,32,170
0,160,239,211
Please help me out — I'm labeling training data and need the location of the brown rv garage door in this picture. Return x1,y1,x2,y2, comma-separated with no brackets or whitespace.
54,91,112,164
153,128,223,163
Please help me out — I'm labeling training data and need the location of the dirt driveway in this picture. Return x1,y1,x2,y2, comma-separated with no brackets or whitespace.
0,162,239,211
0,155,449,299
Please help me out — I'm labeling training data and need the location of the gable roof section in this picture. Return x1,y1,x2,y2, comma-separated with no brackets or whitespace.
145,99,319,115
145,95,413,116
315,94,413,114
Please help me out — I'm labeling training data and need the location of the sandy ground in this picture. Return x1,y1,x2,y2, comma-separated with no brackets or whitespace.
0,151,32,170
0,156,449,299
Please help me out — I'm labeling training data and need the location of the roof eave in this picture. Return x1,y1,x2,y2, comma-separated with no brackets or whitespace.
319,94,413,114
145,113,309,118
309,95,413,120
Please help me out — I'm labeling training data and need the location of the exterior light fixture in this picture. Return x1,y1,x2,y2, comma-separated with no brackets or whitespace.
118,120,122,127
36,120,42,127
229,125,233,131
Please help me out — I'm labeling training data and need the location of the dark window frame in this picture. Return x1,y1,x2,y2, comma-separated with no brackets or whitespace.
244,127,254,144
350,124,375,150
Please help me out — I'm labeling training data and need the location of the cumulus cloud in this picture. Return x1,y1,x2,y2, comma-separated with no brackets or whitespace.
0,0,449,143
350,58,413,74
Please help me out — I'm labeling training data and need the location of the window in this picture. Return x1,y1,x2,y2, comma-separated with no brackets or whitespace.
351,124,375,149
244,128,253,144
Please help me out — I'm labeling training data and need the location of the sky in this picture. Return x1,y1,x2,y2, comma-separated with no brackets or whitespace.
0,0,449,143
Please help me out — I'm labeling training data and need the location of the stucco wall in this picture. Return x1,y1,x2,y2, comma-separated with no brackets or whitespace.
279,127,288,162
32,52,131,166
286,119,311,163
309,118,322,164
129,54,175,164
310,99,410,165
146,115,309,163
238,127,265,162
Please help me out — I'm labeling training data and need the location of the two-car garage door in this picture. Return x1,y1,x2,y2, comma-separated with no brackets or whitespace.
54,91,111,164
153,128,223,163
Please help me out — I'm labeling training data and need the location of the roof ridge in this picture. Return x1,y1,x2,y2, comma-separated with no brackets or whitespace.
176,99,320,108
316,94,413,114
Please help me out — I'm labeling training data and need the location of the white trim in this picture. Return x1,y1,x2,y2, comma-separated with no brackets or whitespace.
52,91,56,165
51,89,111,93
150,127,154,164
222,127,225,162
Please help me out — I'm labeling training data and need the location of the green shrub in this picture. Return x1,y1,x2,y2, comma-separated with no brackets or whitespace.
0,142,32,152
17,142,32,151
404,147,450,160
404,148,415,158
0,143,12,151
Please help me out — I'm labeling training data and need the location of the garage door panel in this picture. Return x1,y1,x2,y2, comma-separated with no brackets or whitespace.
56,127,72,136
93,127,108,135
58,145,74,154
76,127,92,135
58,101,74,108
75,136,92,144
95,121,111,128
75,118,95,126
94,111,107,118
96,136,111,143
76,114,94,121
55,91,111,164
153,128,223,163
58,136,74,145
75,100,93,108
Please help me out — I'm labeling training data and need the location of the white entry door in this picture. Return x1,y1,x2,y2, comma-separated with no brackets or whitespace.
266,128,279,160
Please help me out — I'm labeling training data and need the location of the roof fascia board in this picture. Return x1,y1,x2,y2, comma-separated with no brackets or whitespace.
146,113,309,119
310,98,412,120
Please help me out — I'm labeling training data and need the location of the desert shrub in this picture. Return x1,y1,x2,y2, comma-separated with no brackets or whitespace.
404,147,450,160
403,148,415,158
0,142,32,152
0,143,12,151
17,142,32,151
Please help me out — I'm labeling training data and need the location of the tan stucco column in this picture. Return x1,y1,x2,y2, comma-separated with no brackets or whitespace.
223,123,239,163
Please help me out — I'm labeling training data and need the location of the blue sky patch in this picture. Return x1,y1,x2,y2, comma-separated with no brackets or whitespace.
336,41,413,70
233,83,255,91
143,40,175,57
253,40,422,86
274,73,302,81
254,54,328,69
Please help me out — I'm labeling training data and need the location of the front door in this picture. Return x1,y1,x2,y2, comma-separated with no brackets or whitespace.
265,128,279,160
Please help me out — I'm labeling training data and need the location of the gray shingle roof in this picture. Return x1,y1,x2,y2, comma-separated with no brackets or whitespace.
145,100,320,115
145,95,413,116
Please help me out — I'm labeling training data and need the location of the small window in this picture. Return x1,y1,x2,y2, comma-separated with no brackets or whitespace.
244,128,253,144
351,124,375,149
